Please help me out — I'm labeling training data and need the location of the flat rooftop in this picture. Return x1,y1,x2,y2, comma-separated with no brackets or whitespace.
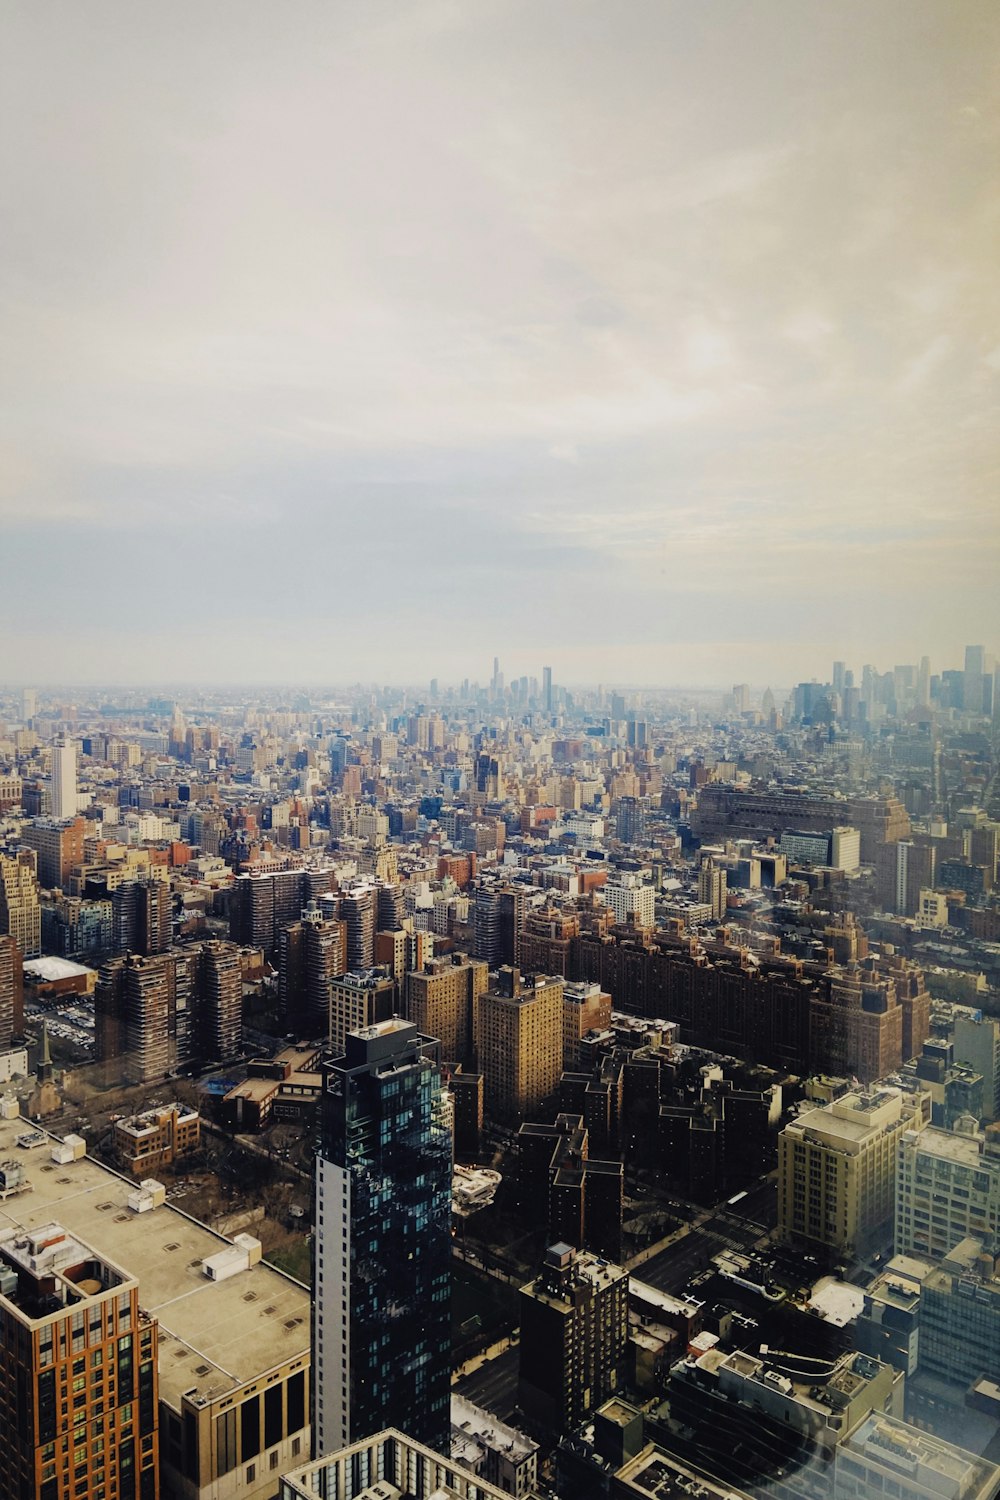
0,1116,310,1412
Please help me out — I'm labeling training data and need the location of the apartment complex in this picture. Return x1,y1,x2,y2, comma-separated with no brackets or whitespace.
0,849,42,958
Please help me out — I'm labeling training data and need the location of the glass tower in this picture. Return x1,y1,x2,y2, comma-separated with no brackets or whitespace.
313,1018,452,1458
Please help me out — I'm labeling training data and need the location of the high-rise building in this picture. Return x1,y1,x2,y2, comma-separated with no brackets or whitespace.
112,878,172,956
518,1243,628,1435
615,796,646,846
0,1223,160,1500
561,980,612,1071
543,665,553,712
20,686,37,723
896,1120,1000,1259
0,849,42,958
478,967,564,1126
473,883,525,968
313,1019,451,1455
95,951,195,1083
696,859,727,922
404,953,488,1068
196,939,243,1061
50,739,77,819
964,644,985,714
279,903,347,1036
0,933,24,1050
778,1087,930,1259
338,884,377,971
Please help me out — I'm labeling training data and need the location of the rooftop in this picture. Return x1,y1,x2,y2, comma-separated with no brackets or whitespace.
0,1115,310,1412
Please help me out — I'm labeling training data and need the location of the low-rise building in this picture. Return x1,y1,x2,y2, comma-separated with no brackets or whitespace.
834,1413,1000,1500
112,1103,201,1176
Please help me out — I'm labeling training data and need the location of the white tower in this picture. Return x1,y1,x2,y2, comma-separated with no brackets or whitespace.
50,739,77,819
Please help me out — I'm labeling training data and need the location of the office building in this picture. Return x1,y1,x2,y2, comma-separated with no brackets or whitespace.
778,1087,930,1259
478,968,564,1126
313,1020,451,1455
964,644,986,714
518,1242,628,1435
0,849,42,958
405,953,488,1068
896,1121,1000,1259
691,785,909,862
0,1113,311,1500
919,1236,1000,1390
953,1013,1000,1122
50,739,77,819
0,1222,160,1500
834,1413,1000,1500
20,819,86,893
602,872,656,929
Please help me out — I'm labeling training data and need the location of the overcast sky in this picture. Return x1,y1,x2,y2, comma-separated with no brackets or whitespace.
2,0,998,689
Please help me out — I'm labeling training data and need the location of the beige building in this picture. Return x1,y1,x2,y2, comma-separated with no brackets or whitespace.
0,1114,311,1500
478,967,564,1126
779,1088,930,1259
0,848,41,958
561,980,612,1071
405,952,489,1066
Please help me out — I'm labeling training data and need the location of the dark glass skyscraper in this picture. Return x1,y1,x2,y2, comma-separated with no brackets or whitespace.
313,1019,452,1457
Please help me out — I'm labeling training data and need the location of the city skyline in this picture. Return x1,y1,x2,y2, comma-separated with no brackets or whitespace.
3,0,999,685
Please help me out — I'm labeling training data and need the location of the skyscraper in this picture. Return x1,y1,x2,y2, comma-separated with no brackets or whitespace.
50,739,77,819
0,849,42,958
964,644,985,714
313,1019,451,1456
543,664,553,712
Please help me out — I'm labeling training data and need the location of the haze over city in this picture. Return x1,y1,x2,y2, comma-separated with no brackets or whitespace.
3,0,999,686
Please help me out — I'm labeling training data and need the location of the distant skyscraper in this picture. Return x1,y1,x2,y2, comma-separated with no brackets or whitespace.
50,738,77,819
313,1019,451,1455
964,644,985,713
543,665,553,712
917,654,931,708
20,686,36,723
832,661,846,697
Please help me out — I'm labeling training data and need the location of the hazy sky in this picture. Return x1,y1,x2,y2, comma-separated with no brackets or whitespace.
3,1,998,687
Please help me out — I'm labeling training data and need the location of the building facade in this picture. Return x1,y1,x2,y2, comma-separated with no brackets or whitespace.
313,1020,452,1456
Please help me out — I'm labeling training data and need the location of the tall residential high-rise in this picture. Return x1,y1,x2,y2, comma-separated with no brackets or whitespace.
95,951,194,1083
0,1224,161,1500
313,1019,452,1455
0,849,42,958
0,932,24,1049
473,882,525,968
518,1243,628,1435
404,953,488,1067
112,877,172,956
50,738,77,819
279,903,347,1036
338,883,377,971
196,939,243,1061
477,967,564,1126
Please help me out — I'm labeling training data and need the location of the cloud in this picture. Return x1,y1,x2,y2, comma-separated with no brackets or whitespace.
1,0,998,682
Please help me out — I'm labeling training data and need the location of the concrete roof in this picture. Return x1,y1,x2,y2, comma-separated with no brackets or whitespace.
0,1115,310,1412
